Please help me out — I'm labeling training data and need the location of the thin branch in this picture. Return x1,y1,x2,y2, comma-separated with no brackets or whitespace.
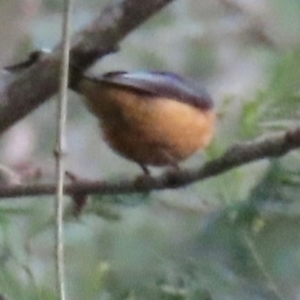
54,0,73,299
0,127,300,199
217,0,277,48
0,0,174,134
242,231,285,300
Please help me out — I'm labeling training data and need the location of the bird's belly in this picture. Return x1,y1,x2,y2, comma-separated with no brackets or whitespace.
101,97,215,166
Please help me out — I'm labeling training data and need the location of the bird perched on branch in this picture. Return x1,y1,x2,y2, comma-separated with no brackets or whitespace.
70,70,216,175
5,52,216,175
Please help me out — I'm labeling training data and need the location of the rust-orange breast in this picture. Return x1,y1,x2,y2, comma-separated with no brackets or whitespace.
79,79,215,166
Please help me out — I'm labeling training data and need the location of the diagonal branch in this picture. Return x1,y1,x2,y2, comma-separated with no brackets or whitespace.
1,127,300,199
0,0,174,134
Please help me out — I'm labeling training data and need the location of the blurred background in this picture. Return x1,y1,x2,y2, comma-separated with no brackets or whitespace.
1,0,300,299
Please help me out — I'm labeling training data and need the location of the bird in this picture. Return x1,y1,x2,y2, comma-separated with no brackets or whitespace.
4,53,215,175
70,70,216,175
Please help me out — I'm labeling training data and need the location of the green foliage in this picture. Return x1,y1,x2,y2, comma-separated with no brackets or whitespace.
239,50,300,138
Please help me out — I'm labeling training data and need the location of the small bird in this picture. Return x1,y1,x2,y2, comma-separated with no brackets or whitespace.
71,70,216,175
4,52,215,175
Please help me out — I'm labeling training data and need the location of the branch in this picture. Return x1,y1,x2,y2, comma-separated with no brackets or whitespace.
0,0,174,134
1,127,300,199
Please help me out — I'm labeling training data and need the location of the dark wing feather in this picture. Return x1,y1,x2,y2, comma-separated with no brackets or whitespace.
87,71,213,110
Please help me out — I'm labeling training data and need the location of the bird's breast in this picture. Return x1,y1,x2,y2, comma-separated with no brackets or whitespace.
79,79,215,166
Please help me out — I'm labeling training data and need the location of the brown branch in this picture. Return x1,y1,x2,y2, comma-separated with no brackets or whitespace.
0,0,174,134
1,127,300,199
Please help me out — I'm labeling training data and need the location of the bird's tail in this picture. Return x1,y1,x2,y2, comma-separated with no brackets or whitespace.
68,64,84,93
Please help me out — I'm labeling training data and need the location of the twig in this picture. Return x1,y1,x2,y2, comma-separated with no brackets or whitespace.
0,127,300,199
242,232,285,300
217,0,276,48
0,0,174,134
54,0,72,299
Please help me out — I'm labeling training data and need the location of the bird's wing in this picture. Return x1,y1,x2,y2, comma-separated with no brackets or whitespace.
87,71,213,110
